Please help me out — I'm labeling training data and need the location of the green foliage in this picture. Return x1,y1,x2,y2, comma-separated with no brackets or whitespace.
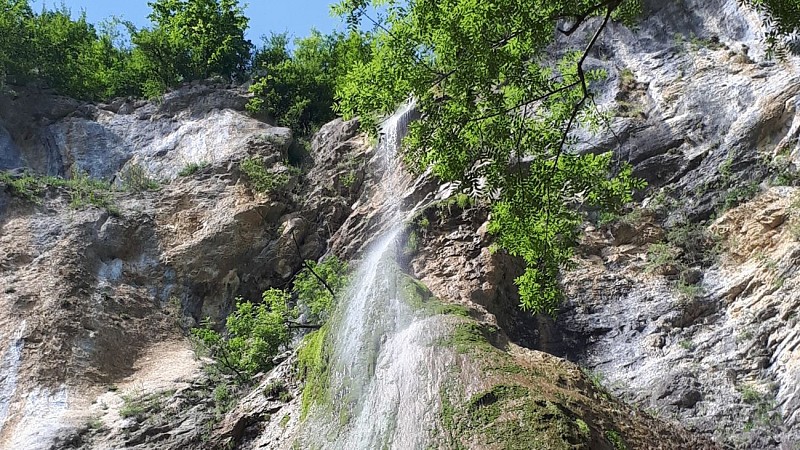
404,230,420,255
119,163,160,192
293,256,349,323
247,30,371,133
296,325,331,418
0,170,43,202
341,171,357,188
190,255,347,392
722,182,760,211
119,390,170,419
678,339,695,350
263,380,292,402
645,242,679,273
575,418,590,437
334,0,645,315
139,0,252,85
0,169,118,214
0,0,250,99
212,383,236,415
740,0,800,56
178,161,208,176
676,281,704,299
0,1,138,99
66,170,119,214
192,289,295,381
666,222,719,266
240,157,297,194
605,430,628,450
737,383,782,428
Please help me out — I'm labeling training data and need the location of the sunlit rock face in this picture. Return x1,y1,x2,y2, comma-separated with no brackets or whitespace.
548,0,800,448
0,0,798,448
0,81,371,448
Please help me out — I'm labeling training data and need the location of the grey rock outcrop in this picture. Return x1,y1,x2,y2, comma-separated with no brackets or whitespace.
0,81,291,181
0,83,371,448
546,1,800,448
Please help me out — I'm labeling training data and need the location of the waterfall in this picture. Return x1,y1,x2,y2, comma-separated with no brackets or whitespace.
301,102,458,449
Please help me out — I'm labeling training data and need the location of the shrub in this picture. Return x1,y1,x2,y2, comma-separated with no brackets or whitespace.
0,169,118,214
666,222,719,266
240,157,297,194
645,243,679,274
294,256,349,323
119,163,159,192
192,289,295,381
178,161,208,177
722,182,760,211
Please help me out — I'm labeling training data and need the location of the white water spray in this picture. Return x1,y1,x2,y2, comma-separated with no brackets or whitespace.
301,102,458,449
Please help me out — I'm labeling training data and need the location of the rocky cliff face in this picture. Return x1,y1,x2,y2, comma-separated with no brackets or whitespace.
551,1,800,448
0,0,798,449
0,82,372,448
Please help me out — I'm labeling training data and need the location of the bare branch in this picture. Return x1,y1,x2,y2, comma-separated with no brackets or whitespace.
290,229,336,298
555,0,619,36
287,320,323,330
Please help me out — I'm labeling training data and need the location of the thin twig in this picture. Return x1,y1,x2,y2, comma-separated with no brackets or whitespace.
290,229,336,298
544,2,618,238
287,320,323,330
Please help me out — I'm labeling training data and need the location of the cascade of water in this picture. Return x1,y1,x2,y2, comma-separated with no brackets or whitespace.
301,101,457,449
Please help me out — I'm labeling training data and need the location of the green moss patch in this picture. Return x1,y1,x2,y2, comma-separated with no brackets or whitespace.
296,324,332,418
441,383,590,450
400,275,470,317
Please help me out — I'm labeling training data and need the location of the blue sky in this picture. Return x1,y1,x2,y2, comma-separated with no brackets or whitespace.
29,0,347,43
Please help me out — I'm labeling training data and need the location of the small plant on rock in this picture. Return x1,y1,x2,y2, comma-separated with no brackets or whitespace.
178,161,208,177
120,163,160,192
240,157,298,194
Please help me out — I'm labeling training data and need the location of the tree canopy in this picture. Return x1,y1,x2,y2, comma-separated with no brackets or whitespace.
0,0,251,99
247,30,372,133
741,0,800,55
334,0,646,314
141,0,252,83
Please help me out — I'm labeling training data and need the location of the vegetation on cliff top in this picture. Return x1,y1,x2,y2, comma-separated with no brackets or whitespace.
0,0,251,99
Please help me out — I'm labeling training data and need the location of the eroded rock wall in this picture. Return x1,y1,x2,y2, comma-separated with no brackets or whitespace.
0,84,372,448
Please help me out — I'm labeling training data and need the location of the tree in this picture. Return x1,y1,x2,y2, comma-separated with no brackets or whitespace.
334,0,645,315
191,257,348,380
293,256,350,323
248,30,372,133
740,0,800,55
192,289,295,381
134,0,252,93
0,1,134,99
0,0,34,86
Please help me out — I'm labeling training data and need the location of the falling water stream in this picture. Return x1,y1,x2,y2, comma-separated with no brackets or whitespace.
301,103,460,449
